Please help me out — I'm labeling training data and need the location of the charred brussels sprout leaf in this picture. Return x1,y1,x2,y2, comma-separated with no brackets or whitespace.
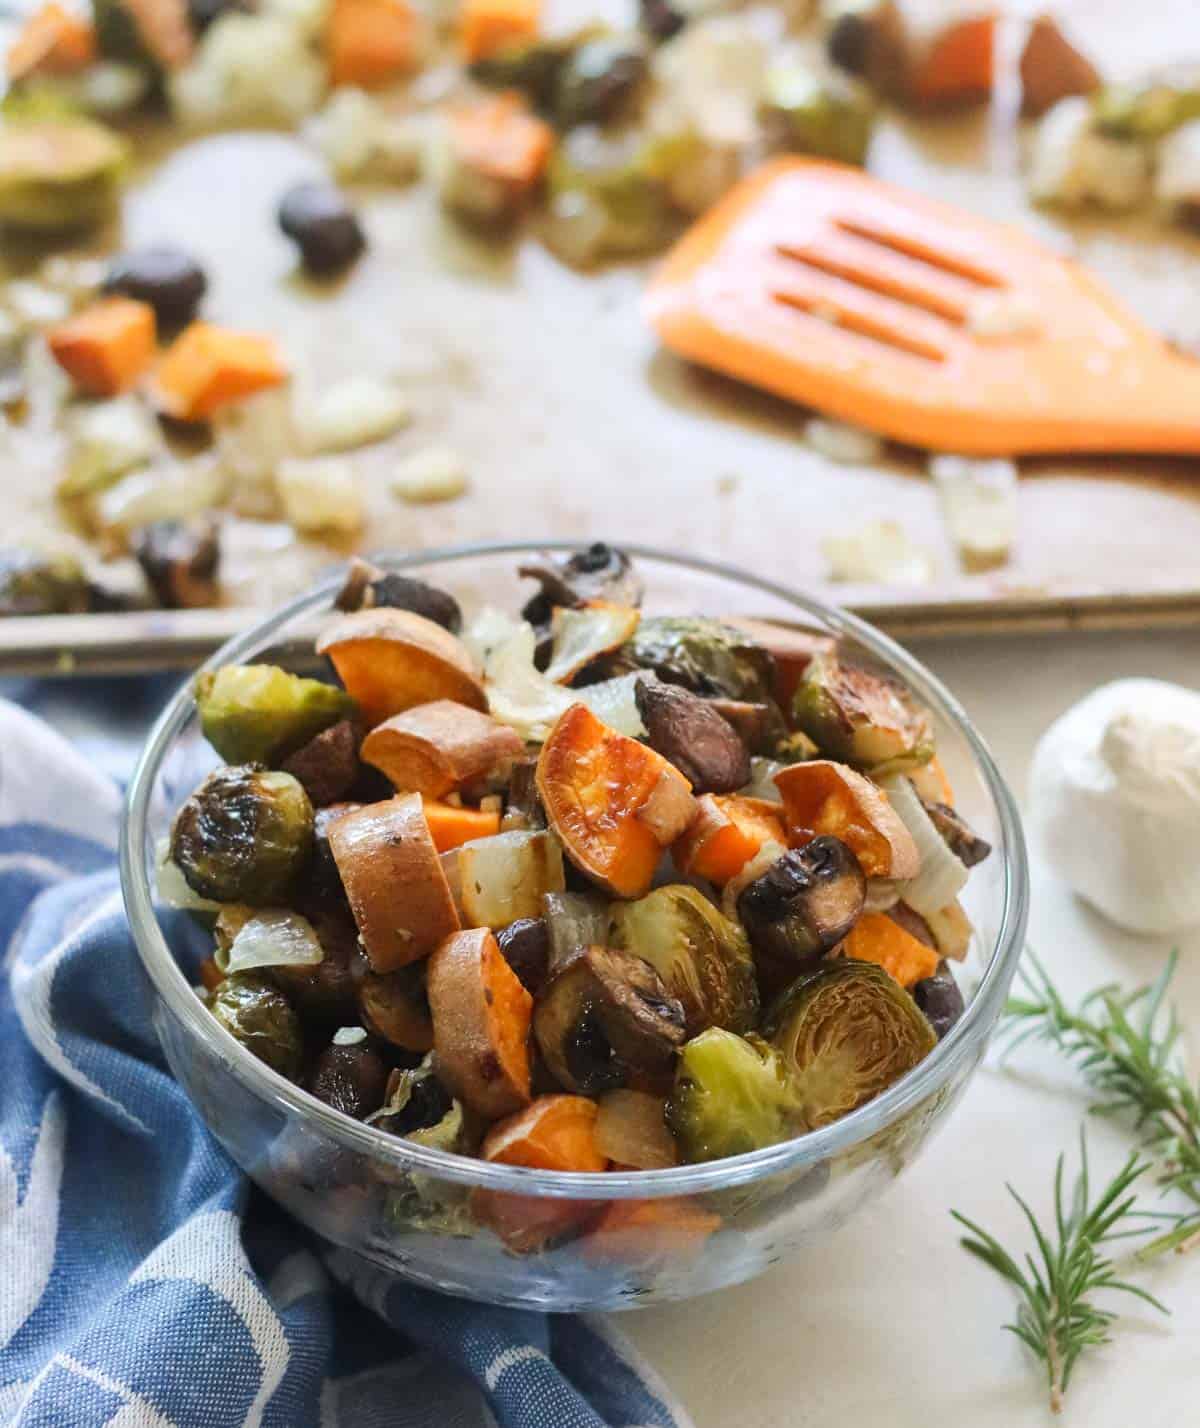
210,972,304,1080
766,959,936,1127
612,616,776,703
610,885,759,1036
0,549,94,616
760,62,876,166
736,837,866,967
196,664,357,766
170,765,313,904
666,1028,804,1162
791,651,934,775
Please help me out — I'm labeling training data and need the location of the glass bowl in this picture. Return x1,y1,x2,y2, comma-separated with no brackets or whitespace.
120,542,1029,1311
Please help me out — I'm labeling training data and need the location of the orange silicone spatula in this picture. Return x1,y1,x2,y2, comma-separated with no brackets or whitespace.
646,158,1200,457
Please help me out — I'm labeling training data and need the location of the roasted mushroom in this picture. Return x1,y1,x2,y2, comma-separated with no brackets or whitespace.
209,972,304,1080
308,802,359,909
370,1055,460,1140
334,557,463,633
170,765,313,904
132,518,220,609
519,542,643,631
665,1027,804,1163
272,905,361,1026
306,1033,390,1119
634,677,751,795
496,916,551,995
736,838,866,967
913,961,966,1040
922,798,992,868
282,719,362,808
791,652,934,775
553,35,648,129
357,961,434,1053
533,944,686,1095
195,664,356,767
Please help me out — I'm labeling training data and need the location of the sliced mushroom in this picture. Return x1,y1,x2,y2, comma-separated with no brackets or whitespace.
921,798,992,868
634,677,751,795
496,916,551,995
306,1036,390,1119
519,542,643,629
132,517,220,609
705,698,786,756
533,944,686,1096
334,555,463,632
282,718,362,808
736,836,867,966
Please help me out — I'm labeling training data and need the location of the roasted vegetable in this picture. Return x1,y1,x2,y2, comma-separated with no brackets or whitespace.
1017,14,1100,119
360,699,522,799
837,910,938,988
593,1088,677,1169
673,794,786,886
334,559,463,633
47,297,155,396
584,1195,719,1262
327,0,418,90
638,0,683,43
635,678,750,795
791,652,934,774
278,181,367,277
519,542,642,630
281,719,361,808
316,607,486,729
428,926,533,1120
459,0,541,65
553,35,648,129
827,0,996,111
766,959,936,1127
310,802,360,908
774,760,919,881
542,890,609,971
533,944,686,1095
913,960,965,1040
170,765,313,904
0,548,93,616
666,1028,803,1163
369,1054,457,1138
271,906,360,1026
613,616,775,704
470,35,571,107
209,971,304,1079
306,1034,390,1119
195,664,356,767
422,799,501,851
103,246,207,329
437,93,554,228
759,61,875,166
441,828,566,927
736,838,866,968
7,3,96,81
133,518,220,609
537,702,694,898
922,797,991,868
495,916,551,995
94,0,193,72
0,118,126,231
543,602,641,684
1092,68,1200,142
329,793,461,971
153,322,287,423
610,885,758,1037
358,961,433,1052
721,617,836,707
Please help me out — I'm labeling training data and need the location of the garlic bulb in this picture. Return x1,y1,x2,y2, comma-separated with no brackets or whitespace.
1029,679,1200,934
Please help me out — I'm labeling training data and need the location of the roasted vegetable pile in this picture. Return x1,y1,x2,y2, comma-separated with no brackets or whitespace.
166,547,988,1252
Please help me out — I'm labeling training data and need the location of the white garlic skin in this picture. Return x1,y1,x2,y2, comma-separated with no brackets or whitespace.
1029,679,1200,935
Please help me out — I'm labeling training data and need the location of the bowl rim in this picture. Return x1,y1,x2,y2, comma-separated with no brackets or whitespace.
121,539,1029,1202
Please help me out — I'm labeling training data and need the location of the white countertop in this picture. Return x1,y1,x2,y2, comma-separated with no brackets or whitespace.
623,627,1200,1428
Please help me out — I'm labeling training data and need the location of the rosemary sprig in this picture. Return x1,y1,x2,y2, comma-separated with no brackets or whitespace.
1002,949,1200,1254
952,1137,1167,1414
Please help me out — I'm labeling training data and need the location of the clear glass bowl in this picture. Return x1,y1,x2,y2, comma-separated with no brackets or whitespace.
120,542,1029,1311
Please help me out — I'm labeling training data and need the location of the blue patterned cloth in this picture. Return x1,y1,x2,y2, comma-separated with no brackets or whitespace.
0,690,692,1428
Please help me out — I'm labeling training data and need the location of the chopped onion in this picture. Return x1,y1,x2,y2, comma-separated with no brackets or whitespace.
462,606,524,671
333,1025,369,1046
543,890,610,972
595,1091,678,1170
305,88,423,183
156,840,221,912
805,418,883,465
300,376,410,455
168,12,325,129
574,673,645,738
739,757,784,803
930,455,1017,571
61,398,160,499
544,603,640,684
441,830,565,928
95,457,230,533
863,878,902,914
390,445,468,504
1029,97,1150,211
215,385,294,487
277,457,364,535
924,899,973,962
224,908,325,976
880,775,968,921
821,520,935,587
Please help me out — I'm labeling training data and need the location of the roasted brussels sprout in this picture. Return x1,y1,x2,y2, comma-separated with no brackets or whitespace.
195,664,357,767
913,961,965,1040
334,557,463,633
635,677,751,794
666,1028,804,1163
496,916,551,995
281,719,361,809
170,765,313,904
736,838,866,967
766,959,936,1127
0,119,126,230
553,36,648,129
209,971,304,1080
791,651,934,774
132,518,220,610
922,798,991,868
357,961,433,1053
612,616,776,703
1093,69,1200,141
760,62,876,166
306,1034,389,1119
0,549,94,616
611,885,759,1036
533,944,686,1094
519,542,642,629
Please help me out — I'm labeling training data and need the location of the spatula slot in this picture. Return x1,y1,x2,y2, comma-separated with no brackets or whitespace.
772,289,946,362
776,241,970,324
833,215,1006,291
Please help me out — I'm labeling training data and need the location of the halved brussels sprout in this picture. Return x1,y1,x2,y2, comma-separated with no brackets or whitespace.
665,1028,804,1163
0,548,93,615
791,651,934,774
612,616,776,703
610,885,759,1035
195,664,357,767
209,971,304,1080
736,837,866,966
0,118,126,230
760,61,876,165
765,959,936,1128
533,944,686,1094
170,765,313,904
1093,69,1200,141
